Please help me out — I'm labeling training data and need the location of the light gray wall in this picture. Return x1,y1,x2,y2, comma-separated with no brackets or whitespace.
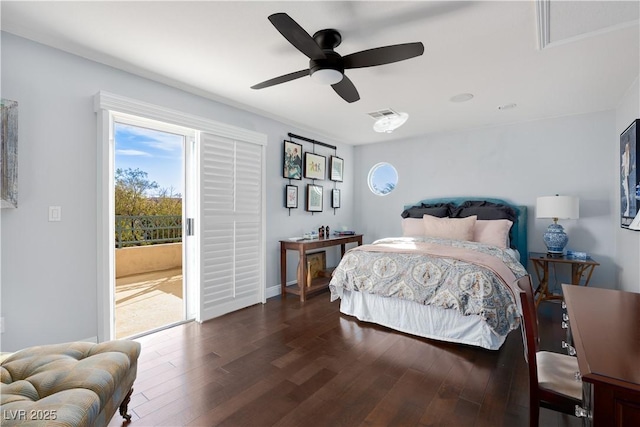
2,32,637,352
0,33,354,351
615,77,640,293
353,111,618,292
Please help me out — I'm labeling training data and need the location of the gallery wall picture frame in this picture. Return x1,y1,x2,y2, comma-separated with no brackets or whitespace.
285,184,298,209
306,184,323,212
330,156,344,182
304,152,326,180
620,119,639,228
1,99,18,209
332,188,341,208
283,140,303,180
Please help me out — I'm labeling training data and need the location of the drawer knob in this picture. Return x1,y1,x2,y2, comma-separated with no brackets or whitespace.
562,321,569,329
562,313,569,322
575,405,590,419
562,341,577,356
575,371,581,381
562,301,567,309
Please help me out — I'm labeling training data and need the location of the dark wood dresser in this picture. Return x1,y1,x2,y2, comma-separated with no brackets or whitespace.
562,284,640,426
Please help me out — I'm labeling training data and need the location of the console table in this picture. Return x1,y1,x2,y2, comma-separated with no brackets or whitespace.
280,234,362,301
529,252,599,309
562,285,640,426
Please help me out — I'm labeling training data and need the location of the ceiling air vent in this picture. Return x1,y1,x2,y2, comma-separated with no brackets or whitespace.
367,108,400,120
367,108,409,133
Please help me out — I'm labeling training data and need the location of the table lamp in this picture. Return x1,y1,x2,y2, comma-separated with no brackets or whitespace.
536,195,579,255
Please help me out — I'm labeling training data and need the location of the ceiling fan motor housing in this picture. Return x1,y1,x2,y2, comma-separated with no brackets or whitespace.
309,51,344,77
313,29,342,50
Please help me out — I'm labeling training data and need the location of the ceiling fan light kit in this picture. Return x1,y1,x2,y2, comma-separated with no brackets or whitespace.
310,69,343,85
251,13,424,103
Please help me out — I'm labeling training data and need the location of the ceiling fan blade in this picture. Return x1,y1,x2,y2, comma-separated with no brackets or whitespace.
331,75,360,103
268,13,326,60
251,69,309,90
343,42,424,69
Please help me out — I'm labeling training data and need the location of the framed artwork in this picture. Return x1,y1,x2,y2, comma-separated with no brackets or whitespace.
283,140,303,180
285,185,298,208
306,184,323,212
304,152,326,180
332,189,341,208
620,119,639,228
1,99,18,208
330,156,344,182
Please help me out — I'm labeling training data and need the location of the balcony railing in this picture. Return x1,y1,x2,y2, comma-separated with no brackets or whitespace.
115,215,182,248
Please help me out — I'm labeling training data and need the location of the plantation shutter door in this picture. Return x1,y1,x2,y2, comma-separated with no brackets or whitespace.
199,132,265,321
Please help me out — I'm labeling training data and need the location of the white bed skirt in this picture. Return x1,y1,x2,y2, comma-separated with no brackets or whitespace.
338,289,506,350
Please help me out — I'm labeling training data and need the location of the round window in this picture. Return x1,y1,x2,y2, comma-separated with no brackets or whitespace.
368,162,398,196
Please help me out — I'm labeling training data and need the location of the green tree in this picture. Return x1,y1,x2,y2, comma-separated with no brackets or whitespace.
115,168,182,247
114,168,181,216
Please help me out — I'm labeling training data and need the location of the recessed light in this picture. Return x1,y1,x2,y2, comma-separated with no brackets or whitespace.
498,103,517,110
450,93,474,103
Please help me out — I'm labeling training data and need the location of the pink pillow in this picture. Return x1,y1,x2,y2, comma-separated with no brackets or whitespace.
473,219,513,248
401,218,425,237
422,214,477,241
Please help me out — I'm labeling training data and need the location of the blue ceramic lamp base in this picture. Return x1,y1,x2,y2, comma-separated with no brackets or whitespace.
543,223,568,255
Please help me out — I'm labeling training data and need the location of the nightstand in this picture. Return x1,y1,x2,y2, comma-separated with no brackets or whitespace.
528,252,599,309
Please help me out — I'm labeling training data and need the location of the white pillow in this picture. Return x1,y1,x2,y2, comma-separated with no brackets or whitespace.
422,214,477,241
401,218,425,237
473,219,513,248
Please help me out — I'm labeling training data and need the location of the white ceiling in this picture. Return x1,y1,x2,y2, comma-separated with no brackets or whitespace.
2,1,638,145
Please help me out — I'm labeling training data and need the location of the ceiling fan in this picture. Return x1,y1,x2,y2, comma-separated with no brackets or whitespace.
251,13,425,103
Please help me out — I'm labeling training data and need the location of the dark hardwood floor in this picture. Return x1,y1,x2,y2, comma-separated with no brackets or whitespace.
108,292,581,427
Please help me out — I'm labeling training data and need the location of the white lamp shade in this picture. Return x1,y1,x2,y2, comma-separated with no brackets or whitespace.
536,195,579,219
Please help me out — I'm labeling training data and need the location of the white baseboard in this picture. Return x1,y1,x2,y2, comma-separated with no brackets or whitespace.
266,280,297,299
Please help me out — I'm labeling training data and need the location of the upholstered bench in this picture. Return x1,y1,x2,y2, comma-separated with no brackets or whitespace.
0,340,141,426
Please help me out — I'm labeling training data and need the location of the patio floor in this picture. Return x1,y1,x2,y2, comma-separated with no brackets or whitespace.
115,267,184,338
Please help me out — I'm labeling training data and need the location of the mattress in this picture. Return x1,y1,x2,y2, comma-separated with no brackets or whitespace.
329,236,527,350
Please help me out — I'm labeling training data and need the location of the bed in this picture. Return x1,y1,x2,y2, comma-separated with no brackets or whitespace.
329,197,528,350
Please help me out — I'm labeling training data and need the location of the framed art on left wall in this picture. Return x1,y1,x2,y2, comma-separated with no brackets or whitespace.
1,99,18,208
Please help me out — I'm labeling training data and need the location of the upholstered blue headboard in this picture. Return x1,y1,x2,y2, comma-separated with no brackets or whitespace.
403,197,528,265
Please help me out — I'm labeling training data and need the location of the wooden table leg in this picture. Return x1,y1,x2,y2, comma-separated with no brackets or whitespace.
571,264,596,286
298,248,307,302
531,259,550,309
280,244,287,297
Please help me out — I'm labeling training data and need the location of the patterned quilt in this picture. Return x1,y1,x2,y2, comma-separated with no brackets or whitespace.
329,237,528,337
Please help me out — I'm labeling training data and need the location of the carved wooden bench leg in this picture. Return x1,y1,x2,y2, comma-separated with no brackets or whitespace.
119,387,134,421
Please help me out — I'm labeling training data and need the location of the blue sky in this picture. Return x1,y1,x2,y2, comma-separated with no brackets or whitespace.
115,123,184,196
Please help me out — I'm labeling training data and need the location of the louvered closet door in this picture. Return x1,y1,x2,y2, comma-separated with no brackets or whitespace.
200,132,264,321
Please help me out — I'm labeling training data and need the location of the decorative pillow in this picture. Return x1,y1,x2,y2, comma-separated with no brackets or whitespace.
452,200,517,223
401,218,425,237
422,214,477,241
401,203,453,219
473,219,513,248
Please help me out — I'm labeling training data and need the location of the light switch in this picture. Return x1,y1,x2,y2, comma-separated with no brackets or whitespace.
49,206,62,221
